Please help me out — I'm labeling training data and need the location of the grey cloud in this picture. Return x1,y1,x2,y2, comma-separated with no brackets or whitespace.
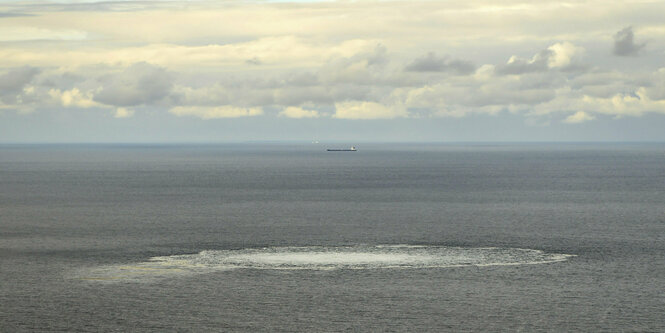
233,88,274,107
0,66,40,94
285,72,319,87
461,85,556,107
580,84,627,98
569,70,658,98
645,88,665,101
245,57,262,66
38,72,86,90
558,63,589,73
570,71,624,88
170,84,230,107
0,12,33,18
516,72,567,90
319,45,390,85
408,70,562,110
94,62,172,107
644,70,665,101
366,44,389,67
613,26,645,56
570,71,631,98
0,67,40,105
405,52,475,75
274,86,334,106
330,84,373,102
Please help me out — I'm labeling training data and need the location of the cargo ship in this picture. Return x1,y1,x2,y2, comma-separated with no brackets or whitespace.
327,146,357,152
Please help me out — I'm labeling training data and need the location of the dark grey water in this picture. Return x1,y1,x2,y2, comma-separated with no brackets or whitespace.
1,143,664,332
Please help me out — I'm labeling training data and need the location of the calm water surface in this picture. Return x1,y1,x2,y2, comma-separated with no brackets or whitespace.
1,143,664,331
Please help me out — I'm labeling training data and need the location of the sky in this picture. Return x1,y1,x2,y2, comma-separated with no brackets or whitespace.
1,0,665,143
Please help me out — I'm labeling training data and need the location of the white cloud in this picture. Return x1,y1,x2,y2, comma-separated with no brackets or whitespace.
563,111,594,124
49,88,99,108
114,107,134,118
0,37,380,70
333,101,407,119
579,89,665,117
400,85,447,109
278,106,320,119
169,106,263,119
547,42,584,68
474,64,496,81
534,86,665,119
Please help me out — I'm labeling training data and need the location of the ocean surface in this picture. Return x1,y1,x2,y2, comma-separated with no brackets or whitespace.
1,143,664,332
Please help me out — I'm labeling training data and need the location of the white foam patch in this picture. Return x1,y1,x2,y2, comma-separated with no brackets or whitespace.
76,245,574,282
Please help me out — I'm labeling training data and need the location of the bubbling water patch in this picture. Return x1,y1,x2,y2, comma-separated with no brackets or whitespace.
77,245,574,282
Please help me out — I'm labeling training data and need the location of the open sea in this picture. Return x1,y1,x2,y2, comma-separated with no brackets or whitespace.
1,143,664,332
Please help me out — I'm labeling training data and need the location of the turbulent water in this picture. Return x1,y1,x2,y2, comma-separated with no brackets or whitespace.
1,143,664,331
77,245,574,282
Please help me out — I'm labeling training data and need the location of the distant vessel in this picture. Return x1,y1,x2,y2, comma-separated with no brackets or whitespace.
327,146,357,152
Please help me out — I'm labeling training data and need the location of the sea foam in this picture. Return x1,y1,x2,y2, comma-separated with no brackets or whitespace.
77,245,574,282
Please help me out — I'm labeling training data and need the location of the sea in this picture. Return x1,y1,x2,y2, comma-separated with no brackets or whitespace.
1,143,664,332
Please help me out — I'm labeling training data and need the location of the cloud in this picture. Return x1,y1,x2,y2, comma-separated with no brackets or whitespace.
169,106,263,119
547,42,584,69
393,71,559,115
7,41,662,125
2,0,665,144
333,101,407,119
278,106,320,119
497,50,552,75
0,12,32,18
578,89,665,117
171,84,231,106
245,57,262,65
48,88,99,108
405,52,475,75
397,85,447,109
319,44,389,85
0,26,88,42
0,67,41,107
644,68,665,100
1,0,664,131
563,111,594,123
0,67,40,95
613,26,645,56
532,85,665,119
9,0,663,50
497,42,584,75
114,107,134,118
0,37,379,70
94,62,172,107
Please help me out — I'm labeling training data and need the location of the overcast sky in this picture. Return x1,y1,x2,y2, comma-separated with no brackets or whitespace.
1,0,665,143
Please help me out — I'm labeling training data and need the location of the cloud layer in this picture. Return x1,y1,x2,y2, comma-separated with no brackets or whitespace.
1,0,665,141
